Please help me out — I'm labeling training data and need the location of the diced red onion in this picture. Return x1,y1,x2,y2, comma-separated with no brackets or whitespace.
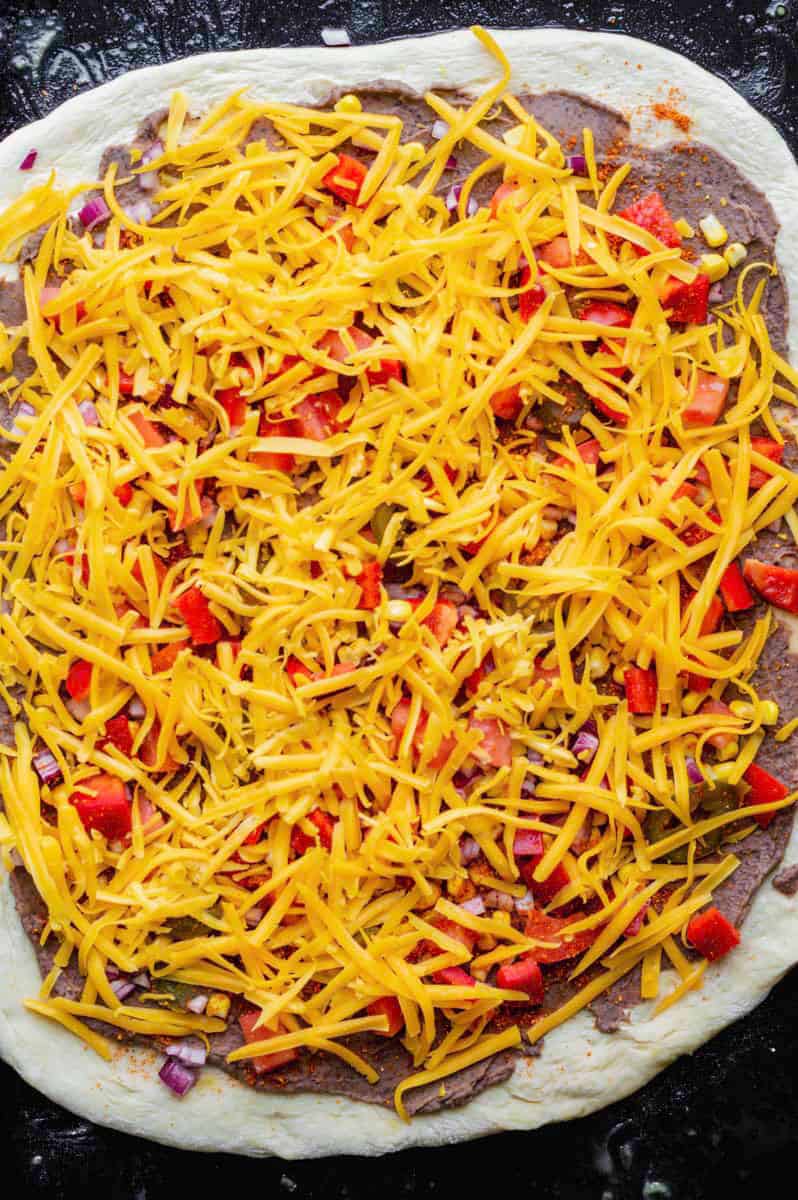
566,154,587,176
78,196,111,231
54,538,74,555
111,978,135,1001
459,835,480,864
445,184,478,217
66,697,91,721
200,502,219,529
321,27,351,45
159,1057,197,1096
132,971,151,989
105,964,121,981
571,728,599,762
166,1037,208,1066
32,748,63,788
514,889,536,913
483,889,515,912
128,697,146,719
245,905,264,928
78,400,100,427
186,993,209,1014
445,155,458,170
513,829,542,858
459,895,485,916
685,756,704,785
20,149,37,171
9,401,35,437
708,283,724,303
431,119,449,140
137,171,160,193
141,140,164,166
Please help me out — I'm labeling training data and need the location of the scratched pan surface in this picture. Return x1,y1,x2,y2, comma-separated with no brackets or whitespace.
2,1,798,1196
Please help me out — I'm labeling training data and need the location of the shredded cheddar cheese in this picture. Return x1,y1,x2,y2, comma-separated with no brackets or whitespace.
1,26,797,1116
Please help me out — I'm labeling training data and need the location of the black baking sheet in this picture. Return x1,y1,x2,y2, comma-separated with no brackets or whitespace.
2,2,798,1196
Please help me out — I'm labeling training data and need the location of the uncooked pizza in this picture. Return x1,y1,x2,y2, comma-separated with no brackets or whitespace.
1,25,798,1159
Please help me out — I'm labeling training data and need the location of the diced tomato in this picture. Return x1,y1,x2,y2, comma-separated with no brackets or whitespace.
291,826,315,856
432,966,476,988
322,153,369,206
367,358,404,387
318,325,373,364
286,655,313,685
128,410,166,447
520,858,571,906
307,807,336,850
743,558,798,614
254,414,297,472
617,192,681,250
469,716,512,768
132,551,167,591
592,393,628,425
169,479,207,532
553,438,601,470
719,562,754,613
686,670,711,693
624,667,657,715
513,829,544,859
660,274,710,325
175,586,223,646
324,216,356,251
293,391,343,441
367,995,405,1037
537,236,579,269
686,906,740,961
65,659,92,702
701,698,737,751
690,593,724,637
356,560,382,610
749,437,784,490
423,599,459,647
490,383,523,420
623,899,650,939
114,482,134,507
151,640,189,672
523,909,599,963
683,370,729,427
216,386,247,428
119,369,135,395
465,659,486,696
390,698,456,769
69,482,87,507
496,957,544,1004
238,1008,298,1075
596,346,628,379
743,762,789,830
103,714,134,756
70,774,131,839
490,180,521,219
680,508,722,549
580,301,633,332
518,265,546,322
432,916,478,954
138,720,179,773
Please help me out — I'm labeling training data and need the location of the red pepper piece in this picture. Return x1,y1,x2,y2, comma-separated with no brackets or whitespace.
685,671,711,693
175,586,222,645
367,996,405,1037
680,508,722,549
592,394,628,425
618,192,682,250
128,410,166,447
496,957,544,1004
119,369,135,395
523,909,599,963
255,414,297,473
743,558,798,613
743,762,789,830
518,265,546,322
286,655,313,685
65,659,92,701
293,391,344,440
307,807,336,850
469,716,512,768
465,659,486,696
216,386,247,428
719,562,755,613
114,482,134,507
624,667,658,714
683,370,729,427
70,773,131,839
291,826,315,856
749,437,784,490
423,599,459,647
660,274,710,324
490,383,523,420
322,153,369,206
238,1008,298,1074
686,906,740,961
432,966,476,987
356,560,382,610
696,594,724,637
552,438,601,470
151,640,190,673
103,714,134,756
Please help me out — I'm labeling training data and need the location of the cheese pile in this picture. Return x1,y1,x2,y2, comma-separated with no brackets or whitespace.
1,27,798,1117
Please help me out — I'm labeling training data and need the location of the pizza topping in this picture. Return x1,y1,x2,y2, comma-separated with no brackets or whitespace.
686,907,740,961
0,26,797,1118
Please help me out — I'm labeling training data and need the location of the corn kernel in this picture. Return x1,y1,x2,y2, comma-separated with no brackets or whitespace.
729,700,754,719
682,691,704,715
206,992,230,1020
712,762,738,782
724,241,747,268
335,93,362,114
760,700,779,726
386,599,412,622
674,217,695,238
717,739,739,762
700,253,729,283
698,214,728,247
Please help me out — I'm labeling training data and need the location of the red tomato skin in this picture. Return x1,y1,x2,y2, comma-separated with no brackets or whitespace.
469,716,512,767
367,996,404,1036
618,192,681,250
176,586,223,645
743,559,798,614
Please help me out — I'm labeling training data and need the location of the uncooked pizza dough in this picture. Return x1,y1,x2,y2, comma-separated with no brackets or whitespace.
1,26,798,1158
